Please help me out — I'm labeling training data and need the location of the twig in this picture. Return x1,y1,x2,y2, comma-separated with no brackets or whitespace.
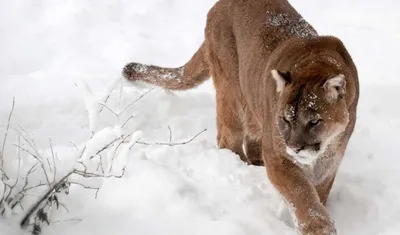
109,133,132,173
4,163,42,213
1,96,15,176
3,153,22,206
73,168,126,179
137,129,207,146
46,159,52,173
20,172,73,229
120,88,155,114
50,218,82,224
98,77,123,114
19,126,39,155
49,138,56,183
12,143,51,186
121,115,134,128
168,126,172,144
98,156,105,174
89,137,121,160
98,103,119,117
69,141,79,152
69,182,100,199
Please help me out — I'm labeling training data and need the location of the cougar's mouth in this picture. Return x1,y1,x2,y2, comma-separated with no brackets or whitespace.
286,146,321,165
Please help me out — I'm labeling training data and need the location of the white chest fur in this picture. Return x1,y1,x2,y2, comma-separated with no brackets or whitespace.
292,137,343,185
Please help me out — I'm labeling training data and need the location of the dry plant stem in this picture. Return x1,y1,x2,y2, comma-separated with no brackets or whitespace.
12,127,52,185
99,103,119,117
121,115,134,128
136,128,207,146
168,126,172,144
101,87,155,118
69,182,100,199
98,77,123,114
12,144,52,186
20,172,73,229
20,132,133,229
49,138,57,182
0,96,15,179
89,137,122,160
50,218,82,224
73,168,126,179
109,133,133,173
120,87,155,114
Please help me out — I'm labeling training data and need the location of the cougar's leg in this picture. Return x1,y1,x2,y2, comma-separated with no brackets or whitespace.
244,136,263,166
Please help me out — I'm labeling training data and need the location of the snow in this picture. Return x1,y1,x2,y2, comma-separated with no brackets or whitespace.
0,0,399,234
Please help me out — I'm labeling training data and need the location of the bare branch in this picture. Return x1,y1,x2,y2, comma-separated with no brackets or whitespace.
69,182,100,199
73,168,126,179
49,138,56,183
19,125,39,155
50,218,82,224
121,115,134,128
20,172,73,229
69,141,79,152
98,103,119,117
1,96,15,175
0,183,6,206
168,126,172,144
120,87,155,114
109,133,132,173
46,159,52,173
12,144,51,186
137,129,207,146
89,137,121,160
98,77,123,114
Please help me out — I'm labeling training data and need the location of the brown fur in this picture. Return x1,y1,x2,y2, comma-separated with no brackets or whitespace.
123,0,359,234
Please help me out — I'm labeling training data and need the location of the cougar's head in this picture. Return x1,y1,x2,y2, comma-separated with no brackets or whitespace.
272,69,349,164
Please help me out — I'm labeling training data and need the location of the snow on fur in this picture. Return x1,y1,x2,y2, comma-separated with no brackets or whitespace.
1,0,400,235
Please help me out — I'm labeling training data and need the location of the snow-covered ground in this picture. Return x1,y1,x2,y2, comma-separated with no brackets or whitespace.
1,0,400,234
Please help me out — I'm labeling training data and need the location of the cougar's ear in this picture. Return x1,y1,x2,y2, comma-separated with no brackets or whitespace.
271,69,291,93
323,74,346,101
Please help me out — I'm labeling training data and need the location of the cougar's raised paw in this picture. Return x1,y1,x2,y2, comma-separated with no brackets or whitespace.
300,216,337,235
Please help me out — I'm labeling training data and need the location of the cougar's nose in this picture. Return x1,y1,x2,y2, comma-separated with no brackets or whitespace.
286,141,305,153
292,145,305,153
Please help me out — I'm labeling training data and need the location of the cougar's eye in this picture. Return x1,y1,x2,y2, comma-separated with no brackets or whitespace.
282,117,290,124
308,119,321,128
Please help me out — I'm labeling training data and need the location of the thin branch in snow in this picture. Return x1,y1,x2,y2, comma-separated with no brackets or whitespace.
69,141,79,152
101,87,155,118
88,137,121,160
1,96,15,176
69,182,100,199
73,168,126,179
12,143,51,186
46,159,52,174
98,156,105,174
168,126,172,144
20,173,73,229
57,202,69,213
98,103,119,117
48,138,57,183
137,129,207,146
109,133,132,173
98,77,123,114
2,162,43,214
120,87,155,114
50,218,82,224
19,125,39,154
121,115,135,128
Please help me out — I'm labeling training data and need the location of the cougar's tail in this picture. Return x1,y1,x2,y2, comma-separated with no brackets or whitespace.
122,42,210,90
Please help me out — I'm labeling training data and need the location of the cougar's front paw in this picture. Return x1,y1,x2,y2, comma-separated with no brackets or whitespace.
300,216,337,235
